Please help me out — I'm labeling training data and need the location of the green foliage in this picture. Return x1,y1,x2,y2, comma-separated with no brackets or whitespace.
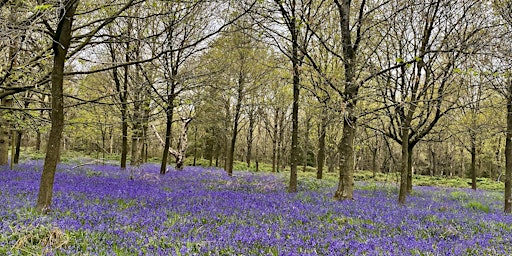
34,4,53,11
466,201,490,213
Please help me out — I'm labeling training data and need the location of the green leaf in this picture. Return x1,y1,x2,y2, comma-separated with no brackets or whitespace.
34,4,53,11
395,58,405,63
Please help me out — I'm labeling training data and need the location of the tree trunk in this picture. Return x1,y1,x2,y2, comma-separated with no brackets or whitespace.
120,111,128,168
505,91,512,213
271,109,278,172
334,116,356,200
208,129,214,166
407,145,413,194
316,116,327,179
288,22,300,193
130,131,140,166
193,126,197,166
0,97,12,165
110,43,129,169
14,130,21,164
302,116,311,172
36,0,78,213
226,72,244,176
471,137,477,190
160,102,173,174
398,127,410,205
371,146,378,178
430,148,436,176
246,110,255,168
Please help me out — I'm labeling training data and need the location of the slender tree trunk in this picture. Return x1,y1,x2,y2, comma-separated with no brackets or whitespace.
430,148,436,176
302,116,311,172
371,147,378,178
110,44,129,169
471,137,477,190
407,145,413,194
36,0,78,212
288,24,300,193
160,103,174,174
36,130,41,151
227,73,244,176
398,126,410,205
316,116,327,179
130,127,140,166
193,126,197,166
208,129,214,166
246,111,255,168
14,130,21,164
505,90,512,213
120,110,128,168
272,109,278,172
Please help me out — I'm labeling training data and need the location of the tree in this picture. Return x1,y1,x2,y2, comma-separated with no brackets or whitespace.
491,0,512,213
36,0,80,212
371,0,490,204
256,0,315,192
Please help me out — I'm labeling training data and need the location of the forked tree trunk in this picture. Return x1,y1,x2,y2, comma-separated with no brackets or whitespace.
36,0,78,213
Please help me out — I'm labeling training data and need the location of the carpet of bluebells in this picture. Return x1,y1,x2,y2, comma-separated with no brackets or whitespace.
2,161,512,255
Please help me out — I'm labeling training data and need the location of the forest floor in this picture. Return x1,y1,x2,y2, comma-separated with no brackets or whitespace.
1,160,511,255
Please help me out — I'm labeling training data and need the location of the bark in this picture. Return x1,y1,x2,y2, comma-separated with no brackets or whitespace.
288,9,300,193
316,115,327,179
471,137,477,190
160,95,175,174
271,109,278,172
193,126,197,166
246,110,255,167
398,126,409,205
110,43,128,169
334,116,356,200
277,111,285,172
371,147,378,178
430,147,436,176
130,108,142,166
14,130,21,164
332,0,365,200
226,70,245,176
208,128,214,166
36,129,41,151
505,86,512,213
0,97,12,165
36,0,78,213
120,107,128,168
302,116,311,172
407,145,413,194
